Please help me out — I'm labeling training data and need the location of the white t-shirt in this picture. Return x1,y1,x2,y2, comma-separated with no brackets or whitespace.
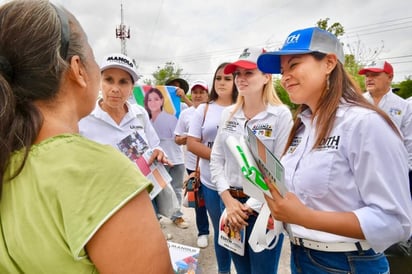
188,102,228,190
174,107,197,170
151,111,184,165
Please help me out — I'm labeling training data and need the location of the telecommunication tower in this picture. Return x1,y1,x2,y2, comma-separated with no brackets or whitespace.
115,2,130,55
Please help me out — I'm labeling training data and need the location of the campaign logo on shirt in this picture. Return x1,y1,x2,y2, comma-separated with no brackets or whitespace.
286,136,302,154
130,124,143,130
224,120,239,132
317,135,340,151
251,123,272,137
389,108,402,116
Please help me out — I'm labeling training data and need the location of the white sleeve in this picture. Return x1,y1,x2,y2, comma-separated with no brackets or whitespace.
174,109,188,136
210,111,231,194
188,104,205,139
401,103,412,170
351,113,412,252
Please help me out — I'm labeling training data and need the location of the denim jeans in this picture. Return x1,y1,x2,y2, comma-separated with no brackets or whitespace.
229,197,284,274
291,244,389,274
165,164,185,221
187,169,209,236
202,183,231,273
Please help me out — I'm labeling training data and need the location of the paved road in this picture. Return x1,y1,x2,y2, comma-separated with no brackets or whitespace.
162,206,291,274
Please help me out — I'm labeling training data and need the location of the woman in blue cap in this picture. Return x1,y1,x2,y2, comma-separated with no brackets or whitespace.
258,27,412,274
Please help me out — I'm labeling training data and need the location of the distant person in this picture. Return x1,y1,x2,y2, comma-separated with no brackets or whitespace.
0,1,173,273
358,61,412,192
144,87,189,229
187,63,238,274
79,53,172,239
79,53,168,165
175,80,210,247
358,61,412,272
258,27,412,274
210,47,293,274
166,77,193,108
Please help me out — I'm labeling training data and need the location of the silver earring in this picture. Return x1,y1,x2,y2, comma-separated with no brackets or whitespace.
326,75,330,91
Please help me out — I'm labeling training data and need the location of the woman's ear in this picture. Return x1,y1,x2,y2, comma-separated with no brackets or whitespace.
68,55,87,88
325,53,338,74
263,73,271,85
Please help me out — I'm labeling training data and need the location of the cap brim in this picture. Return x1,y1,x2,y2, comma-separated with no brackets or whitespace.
101,64,138,83
224,61,257,74
358,68,385,75
257,50,313,74
191,84,208,91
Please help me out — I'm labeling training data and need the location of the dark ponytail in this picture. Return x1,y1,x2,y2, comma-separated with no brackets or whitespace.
0,0,84,193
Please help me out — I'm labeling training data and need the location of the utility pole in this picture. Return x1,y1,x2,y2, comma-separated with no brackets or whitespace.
115,1,130,55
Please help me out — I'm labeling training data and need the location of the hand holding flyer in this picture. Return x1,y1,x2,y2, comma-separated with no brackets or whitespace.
225,129,290,252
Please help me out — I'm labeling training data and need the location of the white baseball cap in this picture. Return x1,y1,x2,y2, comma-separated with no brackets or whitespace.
100,53,139,83
224,47,266,74
190,80,209,92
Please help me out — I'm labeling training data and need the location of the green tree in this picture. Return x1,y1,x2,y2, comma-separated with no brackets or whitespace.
143,61,186,85
316,18,345,37
395,77,412,99
274,79,298,114
345,54,365,91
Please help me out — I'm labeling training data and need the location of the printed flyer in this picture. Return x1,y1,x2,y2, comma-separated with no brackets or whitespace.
117,131,171,199
167,241,200,274
217,209,245,256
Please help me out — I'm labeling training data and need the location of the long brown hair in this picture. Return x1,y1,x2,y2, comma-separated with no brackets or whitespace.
209,62,238,103
284,52,400,153
0,0,86,192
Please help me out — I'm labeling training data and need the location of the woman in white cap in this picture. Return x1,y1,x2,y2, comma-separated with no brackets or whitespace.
258,27,412,273
79,53,169,165
175,80,210,247
0,1,173,273
210,47,293,274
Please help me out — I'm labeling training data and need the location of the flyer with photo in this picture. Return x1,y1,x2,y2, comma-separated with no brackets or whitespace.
217,209,245,256
117,131,171,199
167,241,200,274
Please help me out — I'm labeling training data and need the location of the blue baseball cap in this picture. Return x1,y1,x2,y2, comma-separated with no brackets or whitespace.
257,27,345,74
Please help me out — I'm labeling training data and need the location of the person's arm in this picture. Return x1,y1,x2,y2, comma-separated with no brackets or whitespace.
187,104,211,159
174,110,188,145
187,136,211,160
86,191,174,273
176,87,193,107
175,135,187,145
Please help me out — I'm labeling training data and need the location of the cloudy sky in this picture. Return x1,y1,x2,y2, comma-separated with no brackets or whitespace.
16,0,412,84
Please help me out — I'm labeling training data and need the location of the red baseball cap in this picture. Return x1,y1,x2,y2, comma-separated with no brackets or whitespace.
358,61,394,75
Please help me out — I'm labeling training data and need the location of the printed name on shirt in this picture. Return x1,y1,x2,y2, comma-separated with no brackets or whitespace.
251,123,272,137
317,135,340,150
224,120,239,132
286,135,340,153
286,136,302,153
130,125,143,130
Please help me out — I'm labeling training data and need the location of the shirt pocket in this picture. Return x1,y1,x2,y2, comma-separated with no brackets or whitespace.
294,149,335,199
